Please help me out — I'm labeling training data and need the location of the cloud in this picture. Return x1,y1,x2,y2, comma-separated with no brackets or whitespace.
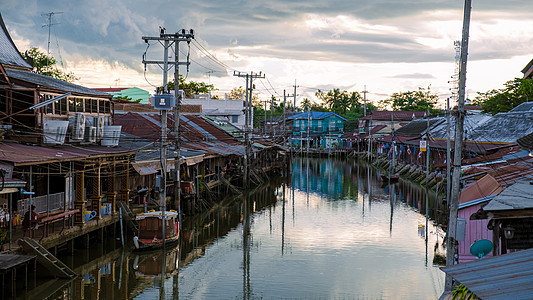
2,0,532,102
388,73,436,79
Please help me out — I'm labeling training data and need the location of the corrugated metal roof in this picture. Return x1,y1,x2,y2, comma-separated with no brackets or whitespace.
0,14,32,69
181,115,216,140
483,181,533,211
517,131,533,151
395,118,443,137
458,195,497,210
441,248,533,300
6,68,110,97
0,142,136,165
287,111,347,121
468,111,533,144
429,114,492,141
459,174,503,204
360,111,426,121
509,101,533,112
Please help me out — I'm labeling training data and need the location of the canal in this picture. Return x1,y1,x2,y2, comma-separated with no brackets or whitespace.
27,157,446,299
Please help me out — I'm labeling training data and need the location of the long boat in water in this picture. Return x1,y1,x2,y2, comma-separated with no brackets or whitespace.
133,210,179,250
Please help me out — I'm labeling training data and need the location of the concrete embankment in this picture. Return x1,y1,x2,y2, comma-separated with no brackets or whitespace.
358,153,446,194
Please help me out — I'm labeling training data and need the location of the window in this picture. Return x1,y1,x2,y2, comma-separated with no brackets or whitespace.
68,97,75,113
85,99,91,112
104,101,111,114
232,115,239,123
91,99,98,113
76,98,83,112
60,98,67,114
99,99,105,113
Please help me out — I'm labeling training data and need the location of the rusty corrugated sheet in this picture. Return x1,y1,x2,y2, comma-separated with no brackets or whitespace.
0,142,135,165
459,174,503,204
441,248,533,300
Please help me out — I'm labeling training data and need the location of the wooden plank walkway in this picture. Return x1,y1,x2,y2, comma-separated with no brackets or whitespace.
18,238,76,279
0,253,35,298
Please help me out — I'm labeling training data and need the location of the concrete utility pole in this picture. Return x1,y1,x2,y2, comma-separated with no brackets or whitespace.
283,91,287,146
445,0,471,291
426,107,430,176
446,98,451,205
142,27,194,238
233,71,265,188
362,85,369,117
293,80,298,110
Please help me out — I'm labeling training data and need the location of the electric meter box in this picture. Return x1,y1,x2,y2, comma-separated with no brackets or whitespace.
153,94,176,110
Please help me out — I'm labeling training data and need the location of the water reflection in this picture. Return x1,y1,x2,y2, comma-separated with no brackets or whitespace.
31,158,446,299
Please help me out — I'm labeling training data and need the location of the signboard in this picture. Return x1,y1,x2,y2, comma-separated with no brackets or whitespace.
153,94,176,110
420,140,427,152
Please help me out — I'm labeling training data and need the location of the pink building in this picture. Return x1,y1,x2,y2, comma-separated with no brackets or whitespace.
457,174,503,263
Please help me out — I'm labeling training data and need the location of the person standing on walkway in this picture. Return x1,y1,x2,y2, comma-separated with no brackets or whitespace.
22,205,38,238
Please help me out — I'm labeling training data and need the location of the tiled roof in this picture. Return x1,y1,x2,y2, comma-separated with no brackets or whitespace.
6,68,110,97
0,14,32,69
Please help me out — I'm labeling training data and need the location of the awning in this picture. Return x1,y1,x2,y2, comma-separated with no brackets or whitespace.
132,154,205,175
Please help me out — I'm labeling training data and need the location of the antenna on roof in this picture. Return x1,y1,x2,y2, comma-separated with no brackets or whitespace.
41,11,63,67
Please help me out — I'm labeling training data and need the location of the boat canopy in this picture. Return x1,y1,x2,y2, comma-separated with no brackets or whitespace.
136,210,179,220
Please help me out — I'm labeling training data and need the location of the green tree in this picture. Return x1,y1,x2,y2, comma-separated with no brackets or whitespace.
21,47,79,82
315,89,363,114
379,87,439,112
165,75,216,97
473,78,533,115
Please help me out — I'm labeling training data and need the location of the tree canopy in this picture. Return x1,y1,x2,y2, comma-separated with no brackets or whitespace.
379,87,439,113
21,47,79,82
165,75,216,97
473,78,533,115
315,89,363,115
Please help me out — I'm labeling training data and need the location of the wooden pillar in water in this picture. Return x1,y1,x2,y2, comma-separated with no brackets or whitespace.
90,159,102,220
120,156,130,207
107,157,117,215
74,166,86,226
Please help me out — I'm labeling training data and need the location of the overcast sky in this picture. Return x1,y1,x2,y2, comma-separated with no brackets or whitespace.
2,0,532,107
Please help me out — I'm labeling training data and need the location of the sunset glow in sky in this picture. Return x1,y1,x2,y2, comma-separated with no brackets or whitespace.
3,0,532,108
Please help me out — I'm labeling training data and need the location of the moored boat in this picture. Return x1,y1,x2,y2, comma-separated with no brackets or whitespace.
134,210,179,250
380,173,399,183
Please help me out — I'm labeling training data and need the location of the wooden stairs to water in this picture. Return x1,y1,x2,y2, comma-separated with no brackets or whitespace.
18,238,76,279
117,201,139,233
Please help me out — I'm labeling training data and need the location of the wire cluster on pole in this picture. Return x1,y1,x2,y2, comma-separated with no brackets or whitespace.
233,71,265,187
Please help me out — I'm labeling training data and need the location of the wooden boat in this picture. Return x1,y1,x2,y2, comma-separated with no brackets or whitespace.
133,210,179,250
380,173,399,183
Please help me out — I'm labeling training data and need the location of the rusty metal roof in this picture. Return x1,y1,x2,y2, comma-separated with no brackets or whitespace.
459,174,503,205
441,248,533,300
0,142,136,166
115,112,239,144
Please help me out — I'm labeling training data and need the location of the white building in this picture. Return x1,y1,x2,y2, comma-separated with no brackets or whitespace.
182,93,250,130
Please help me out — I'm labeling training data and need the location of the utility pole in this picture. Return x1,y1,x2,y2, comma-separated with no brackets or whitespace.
445,0,471,291
426,107,430,176
283,91,287,146
142,27,194,241
270,95,274,139
293,80,298,111
446,98,451,205
362,85,369,117
233,71,265,188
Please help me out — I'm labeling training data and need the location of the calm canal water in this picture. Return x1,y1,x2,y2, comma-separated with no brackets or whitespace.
31,157,446,299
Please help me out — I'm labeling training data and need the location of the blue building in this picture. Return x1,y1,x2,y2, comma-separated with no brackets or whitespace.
287,111,347,149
